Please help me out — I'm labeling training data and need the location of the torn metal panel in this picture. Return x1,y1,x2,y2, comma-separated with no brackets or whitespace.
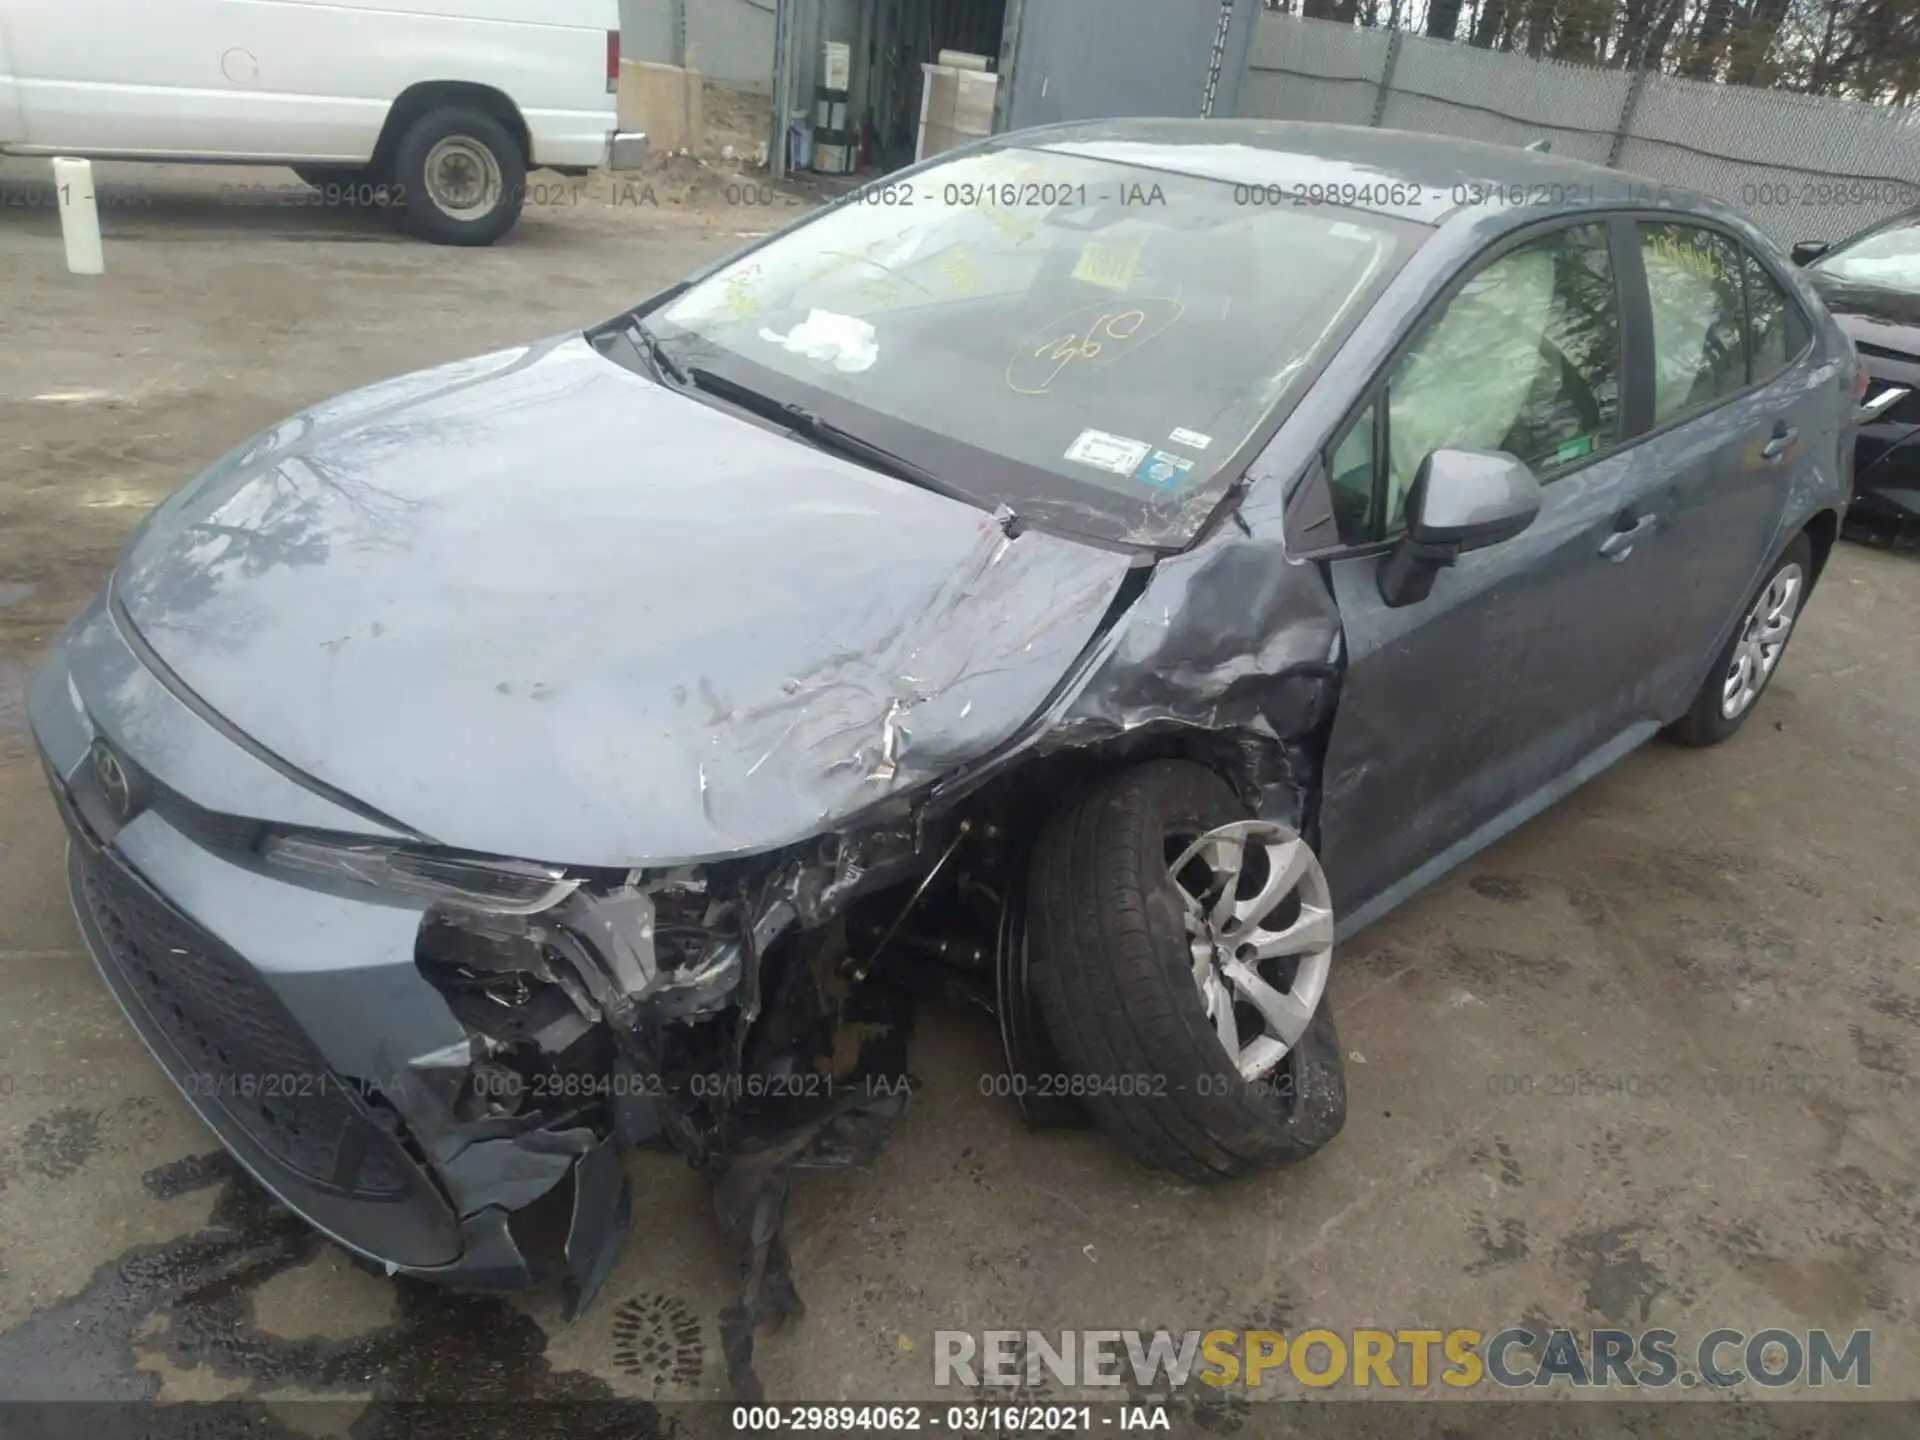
926,522,1345,822
1057,529,1344,742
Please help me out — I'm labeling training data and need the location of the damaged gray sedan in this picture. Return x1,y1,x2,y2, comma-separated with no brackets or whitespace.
30,119,1853,1396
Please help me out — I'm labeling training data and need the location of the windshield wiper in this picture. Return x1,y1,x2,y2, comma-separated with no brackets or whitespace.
683,365,991,516
627,319,691,387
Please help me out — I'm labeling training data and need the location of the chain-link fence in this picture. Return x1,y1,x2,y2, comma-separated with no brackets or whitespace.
1238,12,1920,244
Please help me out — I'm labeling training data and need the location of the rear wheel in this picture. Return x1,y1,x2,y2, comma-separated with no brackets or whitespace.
1027,761,1347,1182
1666,533,1812,747
392,106,526,247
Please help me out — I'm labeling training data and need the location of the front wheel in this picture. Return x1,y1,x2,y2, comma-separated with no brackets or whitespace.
1665,532,1812,748
392,106,526,247
1026,760,1347,1182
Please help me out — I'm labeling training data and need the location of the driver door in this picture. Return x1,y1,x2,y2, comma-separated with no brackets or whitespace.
1315,217,1672,928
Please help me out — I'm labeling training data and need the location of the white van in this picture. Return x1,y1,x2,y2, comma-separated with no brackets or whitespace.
0,0,646,245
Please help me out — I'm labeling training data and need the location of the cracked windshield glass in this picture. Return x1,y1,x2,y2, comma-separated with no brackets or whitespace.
653,145,1415,547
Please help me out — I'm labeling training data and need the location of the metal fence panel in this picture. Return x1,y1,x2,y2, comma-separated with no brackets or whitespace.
1239,12,1920,245
1621,74,1920,243
1238,13,1391,127
1381,34,1629,167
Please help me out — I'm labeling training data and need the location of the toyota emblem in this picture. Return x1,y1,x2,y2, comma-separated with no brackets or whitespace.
90,741,137,823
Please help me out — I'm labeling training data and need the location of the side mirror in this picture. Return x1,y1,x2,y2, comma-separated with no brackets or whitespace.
1378,448,1543,607
1790,241,1829,267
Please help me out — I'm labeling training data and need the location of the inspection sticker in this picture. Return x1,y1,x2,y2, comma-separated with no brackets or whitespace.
1070,240,1141,291
1065,428,1153,476
1168,427,1213,451
1134,449,1195,490
1555,432,1594,463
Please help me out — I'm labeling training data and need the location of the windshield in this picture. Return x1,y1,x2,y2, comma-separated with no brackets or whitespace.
1813,217,1920,292
650,146,1418,547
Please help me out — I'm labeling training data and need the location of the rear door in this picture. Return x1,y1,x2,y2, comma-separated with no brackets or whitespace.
1620,219,1834,714
1313,217,1674,926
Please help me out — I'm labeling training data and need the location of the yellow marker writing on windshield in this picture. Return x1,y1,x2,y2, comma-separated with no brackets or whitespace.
1071,240,1141,291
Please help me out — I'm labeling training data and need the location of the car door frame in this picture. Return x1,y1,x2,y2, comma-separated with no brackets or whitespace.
1293,211,1655,556
1285,205,1679,936
1606,209,1831,721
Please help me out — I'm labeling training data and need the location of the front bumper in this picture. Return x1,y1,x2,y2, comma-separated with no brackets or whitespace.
30,596,631,1296
1852,361,1920,522
608,130,649,171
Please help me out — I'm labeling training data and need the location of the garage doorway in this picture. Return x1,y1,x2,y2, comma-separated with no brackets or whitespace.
768,0,1260,181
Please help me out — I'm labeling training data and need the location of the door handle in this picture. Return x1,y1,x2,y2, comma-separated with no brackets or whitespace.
1599,510,1658,560
1858,386,1909,424
1761,423,1799,461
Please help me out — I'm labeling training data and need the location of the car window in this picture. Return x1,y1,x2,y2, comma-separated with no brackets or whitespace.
1810,217,1920,290
1327,400,1378,541
1744,252,1805,383
1357,223,1619,538
1640,223,1746,422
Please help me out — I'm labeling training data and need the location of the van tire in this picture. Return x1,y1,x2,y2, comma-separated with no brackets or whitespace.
393,106,526,247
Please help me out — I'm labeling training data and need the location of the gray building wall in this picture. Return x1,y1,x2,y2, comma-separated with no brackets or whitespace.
622,0,779,93
691,0,779,93
619,0,676,65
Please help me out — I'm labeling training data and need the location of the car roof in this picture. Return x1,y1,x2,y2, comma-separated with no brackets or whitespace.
1011,118,1705,227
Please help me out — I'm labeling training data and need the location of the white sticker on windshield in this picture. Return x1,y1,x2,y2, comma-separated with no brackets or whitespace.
1065,429,1152,476
1168,427,1213,451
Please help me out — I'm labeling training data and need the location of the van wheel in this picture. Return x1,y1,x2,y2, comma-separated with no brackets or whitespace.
1027,761,1347,1181
393,106,526,246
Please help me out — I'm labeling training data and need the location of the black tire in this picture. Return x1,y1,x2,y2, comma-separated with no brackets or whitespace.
1665,532,1813,748
1026,760,1347,1182
391,105,526,247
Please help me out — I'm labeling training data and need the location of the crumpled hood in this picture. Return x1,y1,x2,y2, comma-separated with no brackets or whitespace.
115,335,1133,865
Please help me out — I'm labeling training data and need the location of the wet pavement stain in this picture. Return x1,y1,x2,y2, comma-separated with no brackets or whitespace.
1848,1024,1910,1078
1468,1137,1524,1188
1561,1222,1668,1324
0,1151,680,1437
1469,874,1532,903
1467,1215,1531,1274
0,1098,159,1191
14,1104,106,1182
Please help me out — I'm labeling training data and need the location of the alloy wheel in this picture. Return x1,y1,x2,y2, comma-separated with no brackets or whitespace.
1721,561,1803,720
1167,820,1334,1082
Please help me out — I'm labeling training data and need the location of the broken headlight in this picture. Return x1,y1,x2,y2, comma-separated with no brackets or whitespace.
260,833,579,915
